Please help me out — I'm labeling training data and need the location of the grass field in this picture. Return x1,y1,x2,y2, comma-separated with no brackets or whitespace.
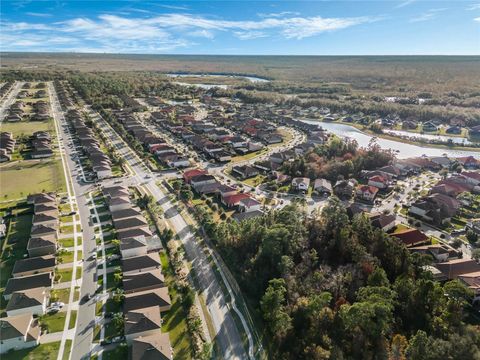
41,312,66,333
159,251,193,360
1,342,60,360
0,159,66,200
0,119,54,137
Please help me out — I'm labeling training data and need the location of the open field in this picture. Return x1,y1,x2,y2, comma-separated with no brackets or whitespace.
0,159,66,200
1,119,54,137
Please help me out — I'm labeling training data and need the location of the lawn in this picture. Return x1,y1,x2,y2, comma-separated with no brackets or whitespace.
58,251,74,264
76,266,82,279
69,310,77,329
243,174,266,187
102,346,128,360
55,268,73,283
0,119,54,137
41,312,66,333
50,288,70,304
159,251,193,360
59,215,74,224
59,237,75,248
0,159,66,200
1,341,61,360
62,340,72,360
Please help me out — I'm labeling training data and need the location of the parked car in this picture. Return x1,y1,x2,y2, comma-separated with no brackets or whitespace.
47,307,60,314
51,302,65,308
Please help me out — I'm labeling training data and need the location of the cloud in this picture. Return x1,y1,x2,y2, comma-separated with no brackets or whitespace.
258,11,300,18
395,0,416,9
410,8,446,22
160,4,190,11
234,31,268,40
475,17,480,22
0,12,378,53
25,12,52,17
466,3,480,10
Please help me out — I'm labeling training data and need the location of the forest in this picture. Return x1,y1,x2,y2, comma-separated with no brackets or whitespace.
207,200,480,360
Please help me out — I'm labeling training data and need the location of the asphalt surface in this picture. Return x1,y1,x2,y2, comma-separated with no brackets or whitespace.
84,104,251,359
49,84,99,360
0,82,24,123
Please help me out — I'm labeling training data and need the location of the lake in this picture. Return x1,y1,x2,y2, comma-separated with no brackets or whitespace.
300,120,480,159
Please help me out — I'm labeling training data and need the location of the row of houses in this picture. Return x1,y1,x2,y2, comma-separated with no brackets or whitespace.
410,171,480,225
0,193,62,354
30,131,53,159
102,185,173,358
0,81,14,98
67,109,113,179
183,168,263,221
54,81,75,110
0,131,15,162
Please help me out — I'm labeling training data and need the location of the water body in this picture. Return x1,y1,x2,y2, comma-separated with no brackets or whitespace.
384,129,473,145
300,119,480,159
173,81,229,90
166,73,270,83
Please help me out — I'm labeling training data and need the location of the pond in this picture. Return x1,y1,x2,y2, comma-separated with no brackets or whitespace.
300,119,480,159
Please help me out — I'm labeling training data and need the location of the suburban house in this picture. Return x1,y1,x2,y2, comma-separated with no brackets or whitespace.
356,185,379,202
313,179,332,195
391,228,429,247
458,272,480,302
12,255,56,277
369,213,396,232
3,272,52,300
125,306,162,343
124,287,172,313
123,269,165,294
368,175,389,189
232,165,259,179
27,235,57,257
0,313,40,354
111,207,143,223
221,193,252,208
120,236,148,259
410,244,459,263
334,179,358,199
6,288,47,317
183,169,208,184
121,253,162,275
292,177,310,192
436,259,480,280
131,333,173,360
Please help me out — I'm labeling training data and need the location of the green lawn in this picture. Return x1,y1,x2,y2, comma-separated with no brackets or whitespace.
69,310,77,329
159,251,193,360
76,266,82,279
41,312,66,333
60,225,74,234
58,251,74,264
0,119,54,137
55,268,73,283
59,237,75,248
59,215,74,224
50,288,70,304
1,341,60,360
0,159,66,200
62,340,72,360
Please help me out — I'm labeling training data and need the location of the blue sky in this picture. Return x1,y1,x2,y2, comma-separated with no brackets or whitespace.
1,1,479,55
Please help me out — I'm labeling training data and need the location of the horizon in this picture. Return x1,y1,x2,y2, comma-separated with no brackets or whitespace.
1,0,479,55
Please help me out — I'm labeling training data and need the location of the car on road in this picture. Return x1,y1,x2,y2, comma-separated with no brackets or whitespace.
81,293,93,304
90,253,97,260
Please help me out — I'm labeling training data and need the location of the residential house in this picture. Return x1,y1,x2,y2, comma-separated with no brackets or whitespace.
238,198,262,213
368,175,388,189
124,288,172,313
356,185,379,202
391,228,429,247
313,179,332,195
122,253,162,275
369,213,396,232
123,269,165,294
125,306,162,343
6,288,47,317
120,236,148,259
3,272,52,300
12,255,56,277
292,177,310,192
131,333,173,360
221,193,251,208
183,169,208,184
334,179,358,199
0,313,40,354
232,165,259,180
436,258,480,280
27,235,57,257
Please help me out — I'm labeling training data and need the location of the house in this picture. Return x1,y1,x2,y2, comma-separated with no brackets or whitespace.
0,313,40,354
32,211,58,228
232,165,259,179
292,177,310,192
436,259,480,280
124,287,172,313
27,193,56,205
108,196,132,212
6,288,47,317
113,217,149,232
356,185,379,202
457,156,480,169
368,175,388,189
221,193,251,208
30,225,57,239
194,181,222,195
458,271,480,302
117,227,153,242
27,235,57,257
238,198,262,213
190,175,216,192
446,125,462,134
410,244,459,263
3,272,52,300
131,332,173,360
462,172,480,186
422,121,438,132
313,179,332,195
183,169,208,184
123,269,165,294
120,236,148,259
12,255,56,277
369,213,396,232
122,253,162,275
334,179,358,199
391,228,429,247
430,157,451,168
111,207,143,222
125,306,162,343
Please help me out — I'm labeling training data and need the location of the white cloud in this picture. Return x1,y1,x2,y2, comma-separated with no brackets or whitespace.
257,11,300,18
466,3,480,10
395,0,416,9
474,17,480,22
410,8,446,22
25,12,52,17
0,12,379,53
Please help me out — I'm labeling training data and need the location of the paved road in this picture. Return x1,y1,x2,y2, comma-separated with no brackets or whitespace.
84,105,252,359
49,83,99,360
0,81,24,123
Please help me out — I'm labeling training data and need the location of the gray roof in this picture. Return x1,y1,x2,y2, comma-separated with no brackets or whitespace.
4,273,52,297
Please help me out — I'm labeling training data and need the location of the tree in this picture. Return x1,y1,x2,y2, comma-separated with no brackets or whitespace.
112,312,124,332
112,288,124,304
260,278,292,339
466,230,479,244
390,334,408,360
472,248,480,262
406,330,429,360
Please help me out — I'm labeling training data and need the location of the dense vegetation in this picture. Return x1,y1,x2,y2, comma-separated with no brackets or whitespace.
280,137,394,182
209,201,479,359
